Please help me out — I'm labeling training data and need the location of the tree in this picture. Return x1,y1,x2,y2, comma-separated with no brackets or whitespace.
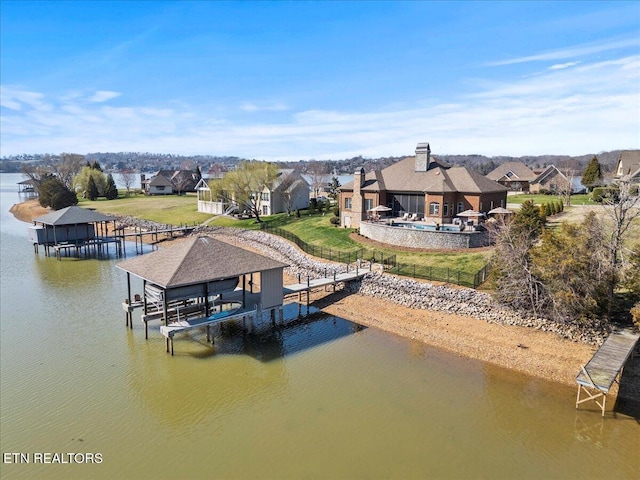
217,161,279,222
49,153,86,190
39,177,78,210
105,174,118,200
87,176,99,200
118,169,137,196
556,158,580,206
328,176,341,200
601,179,640,315
511,200,546,239
74,165,106,197
531,215,611,321
307,161,330,198
489,218,553,318
581,156,603,192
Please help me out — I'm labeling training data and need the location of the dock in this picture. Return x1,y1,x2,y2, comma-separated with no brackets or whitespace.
283,268,369,306
576,328,640,416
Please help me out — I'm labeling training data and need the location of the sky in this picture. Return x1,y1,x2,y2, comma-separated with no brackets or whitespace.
1,1,639,160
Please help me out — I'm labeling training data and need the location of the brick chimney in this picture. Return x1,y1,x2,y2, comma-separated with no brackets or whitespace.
352,167,365,227
415,142,430,171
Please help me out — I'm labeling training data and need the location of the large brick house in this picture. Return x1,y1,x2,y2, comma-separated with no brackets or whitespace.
339,143,508,228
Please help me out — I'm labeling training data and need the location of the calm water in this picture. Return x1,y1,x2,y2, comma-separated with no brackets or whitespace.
0,173,637,480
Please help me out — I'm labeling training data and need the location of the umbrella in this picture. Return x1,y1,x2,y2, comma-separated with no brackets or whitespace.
367,205,392,212
488,207,512,215
456,209,483,217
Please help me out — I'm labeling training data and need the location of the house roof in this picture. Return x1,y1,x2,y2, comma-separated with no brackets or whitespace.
486,162,538,182
271,170,310,193
149,175,173,187
340,156,507,194
616,150,640,178
532,165,567,184
116,235,288,288
33,206,114,226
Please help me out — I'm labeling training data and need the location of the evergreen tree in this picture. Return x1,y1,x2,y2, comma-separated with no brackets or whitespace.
39,177,78,210
581,156,602,192
91,160,103,172
87,176,99,200
512,200,546,239
105,174,118,200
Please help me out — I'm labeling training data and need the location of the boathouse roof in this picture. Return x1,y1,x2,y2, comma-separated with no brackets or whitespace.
116,235,288,288
33,206,114,225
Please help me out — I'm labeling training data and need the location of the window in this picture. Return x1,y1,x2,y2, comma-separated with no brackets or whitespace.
429,202,440,215
157,186,165,191
443,203,449,216
261,192,270,201
344,197,352,210
457,202,464,213
262,205,269,215
364,199,373,211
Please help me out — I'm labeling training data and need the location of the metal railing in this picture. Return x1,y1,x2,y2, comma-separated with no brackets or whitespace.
260,224,490,288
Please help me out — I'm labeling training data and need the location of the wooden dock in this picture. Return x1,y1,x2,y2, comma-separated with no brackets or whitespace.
576,328,640,416
283,269,368,306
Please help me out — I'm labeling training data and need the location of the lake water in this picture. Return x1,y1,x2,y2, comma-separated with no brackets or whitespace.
0,173,637,479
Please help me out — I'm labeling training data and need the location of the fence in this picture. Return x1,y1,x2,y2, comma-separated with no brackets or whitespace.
260,225,490,289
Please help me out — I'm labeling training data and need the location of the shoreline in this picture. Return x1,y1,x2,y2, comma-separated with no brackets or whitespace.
10,199,598,389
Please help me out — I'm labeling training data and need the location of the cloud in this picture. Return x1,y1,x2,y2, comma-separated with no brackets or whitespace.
486,37,639,67
240,101,289,112
88,91,122,103
1,51,638,160
549,62,579,70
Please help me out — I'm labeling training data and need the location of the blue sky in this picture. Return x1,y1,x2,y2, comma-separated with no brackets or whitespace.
1,1,639,160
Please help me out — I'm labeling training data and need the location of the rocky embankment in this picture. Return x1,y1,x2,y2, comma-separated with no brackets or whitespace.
116,216,610,346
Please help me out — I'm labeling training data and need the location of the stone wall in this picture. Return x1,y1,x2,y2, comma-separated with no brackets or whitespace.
360,221,490,249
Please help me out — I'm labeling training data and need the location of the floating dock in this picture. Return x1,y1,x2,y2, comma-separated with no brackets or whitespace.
576,328,639,416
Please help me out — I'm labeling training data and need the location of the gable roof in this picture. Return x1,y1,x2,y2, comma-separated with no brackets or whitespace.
33,206,114,226
532,165,568,184
340,156,507,194
616,150,640,178
486,162,537,182
116,236,288,288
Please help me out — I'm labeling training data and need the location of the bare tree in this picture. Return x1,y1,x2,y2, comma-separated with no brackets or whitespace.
602,179,640,313
556,158,581,206
49,153,86,190
306,161,330,198
118,169,137,196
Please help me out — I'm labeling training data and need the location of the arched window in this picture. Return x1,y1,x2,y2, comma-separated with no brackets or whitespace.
457,202,464,213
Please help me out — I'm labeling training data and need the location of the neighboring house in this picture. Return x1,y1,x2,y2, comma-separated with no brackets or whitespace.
529,165,571,194
485,162,538,192
141,169,202,195
257,170,310,216
339,143,508,229
196,169,311,216
614,150,640,190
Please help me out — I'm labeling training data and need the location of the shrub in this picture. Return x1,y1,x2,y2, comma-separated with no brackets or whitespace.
631,302,640,330
332,206,340,217
329,216,340,226
591,186,619,203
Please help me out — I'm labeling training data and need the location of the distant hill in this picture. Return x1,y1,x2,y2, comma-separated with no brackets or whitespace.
0,150,624,175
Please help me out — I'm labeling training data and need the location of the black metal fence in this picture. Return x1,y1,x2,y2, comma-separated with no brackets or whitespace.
260,225,490,289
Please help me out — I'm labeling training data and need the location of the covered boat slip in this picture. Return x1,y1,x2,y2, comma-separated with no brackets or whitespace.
117,236,289,353
576,328,640,416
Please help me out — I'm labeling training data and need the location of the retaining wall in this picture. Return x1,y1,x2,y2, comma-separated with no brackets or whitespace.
359,221,490,249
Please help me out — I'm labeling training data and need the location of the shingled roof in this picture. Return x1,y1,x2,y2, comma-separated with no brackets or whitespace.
486,162,538,182
116,236,288,288
33,206,114,226
341,156,506,194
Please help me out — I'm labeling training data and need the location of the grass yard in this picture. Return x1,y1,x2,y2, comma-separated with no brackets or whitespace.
78,193,211,225
506,193,596,206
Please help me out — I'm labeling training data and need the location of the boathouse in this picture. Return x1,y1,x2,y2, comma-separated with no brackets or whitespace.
116,235,289,352
30,205,119,258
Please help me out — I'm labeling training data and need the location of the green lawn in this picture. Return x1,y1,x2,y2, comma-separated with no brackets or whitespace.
506,193,596,206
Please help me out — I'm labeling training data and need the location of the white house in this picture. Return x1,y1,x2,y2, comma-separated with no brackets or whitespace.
196,170,310,216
